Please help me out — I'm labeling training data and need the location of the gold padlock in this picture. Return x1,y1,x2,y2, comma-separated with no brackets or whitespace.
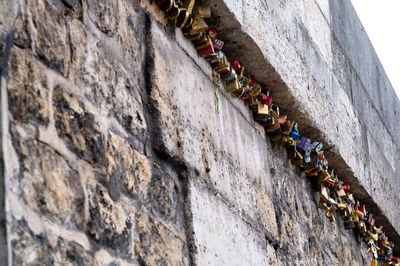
226,78,240,93
319,201,329,211
240,76,251,89
326,206,336,222
372,226,383,234
281,135,295,146
195,35,212,50
369,232,379,241
175,0,195,28
292,151,304,165
249,84,261,97
320,186,330,202
236,67,245,80
212,55,229,71
184,20,209,39
255,103,269,119
231,87,245,98
166,6,182,20
318,169,330,183
266,109,281,132
204,53,219,62
193,5,211,19
157,0,174,12
184,5,210,29
336,187,346,198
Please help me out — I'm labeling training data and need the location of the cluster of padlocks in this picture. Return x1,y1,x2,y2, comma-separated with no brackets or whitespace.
154,1,399,265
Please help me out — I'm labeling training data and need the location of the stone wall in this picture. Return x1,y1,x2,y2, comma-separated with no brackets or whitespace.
0,0,398,265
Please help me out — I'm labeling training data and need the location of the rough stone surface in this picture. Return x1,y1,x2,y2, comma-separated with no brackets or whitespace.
0,0,399,265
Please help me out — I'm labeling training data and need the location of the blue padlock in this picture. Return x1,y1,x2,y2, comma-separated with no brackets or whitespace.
297,137,311,151
289,123,300,140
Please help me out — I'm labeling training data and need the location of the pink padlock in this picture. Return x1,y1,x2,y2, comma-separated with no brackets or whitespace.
212,38,224,51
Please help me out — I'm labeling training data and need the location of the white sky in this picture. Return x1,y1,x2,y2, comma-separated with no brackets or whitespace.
350,0,400,100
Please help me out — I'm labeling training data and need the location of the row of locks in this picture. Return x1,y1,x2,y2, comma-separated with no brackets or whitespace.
154,0,399,265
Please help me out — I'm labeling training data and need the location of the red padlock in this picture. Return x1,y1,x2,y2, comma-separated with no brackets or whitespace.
197,36,215,57
250,76,257,86
208,28,217,38
342,183,350,193
324,179,335,188
259,93,272,106
198,45,215,57
392,257,400,263
360,204,366,215
230,58,242,72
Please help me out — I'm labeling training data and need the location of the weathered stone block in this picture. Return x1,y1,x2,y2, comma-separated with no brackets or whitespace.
8,48,50,126
190,180,272,265
84,0,118,36
26,0,71,76
53,86,106,168
134,211,189,266
86,180,132,254
11,219,94,265
16,135,85,226
67,14,147,143
105,132,151,202
146,163,183,226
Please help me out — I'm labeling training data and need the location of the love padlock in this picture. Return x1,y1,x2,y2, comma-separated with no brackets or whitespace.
165,6,182,20
281,120,294,136
325,205,337,223
366,239,379,259
254,103,269,120
183,20,209,40
229,58,242,72
344,220,356,230
281,135,296,147
226,78,241,93
266,109,282,133
373,225,383,235
297,137,311,151
209,51,223,65
215,60,231,78
211,52,228,70
212,38,224,51
249,83,261,97
258,87,272,106
311,142,323,153
367,213,375,226
335,185,346,198
370,232,379,242
156,0,174,12
291,151,304,165
175,0,195,28
289,122,300,140
223,67,237,82
342,183,350,193
196,36,215,57
204,52,219,62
